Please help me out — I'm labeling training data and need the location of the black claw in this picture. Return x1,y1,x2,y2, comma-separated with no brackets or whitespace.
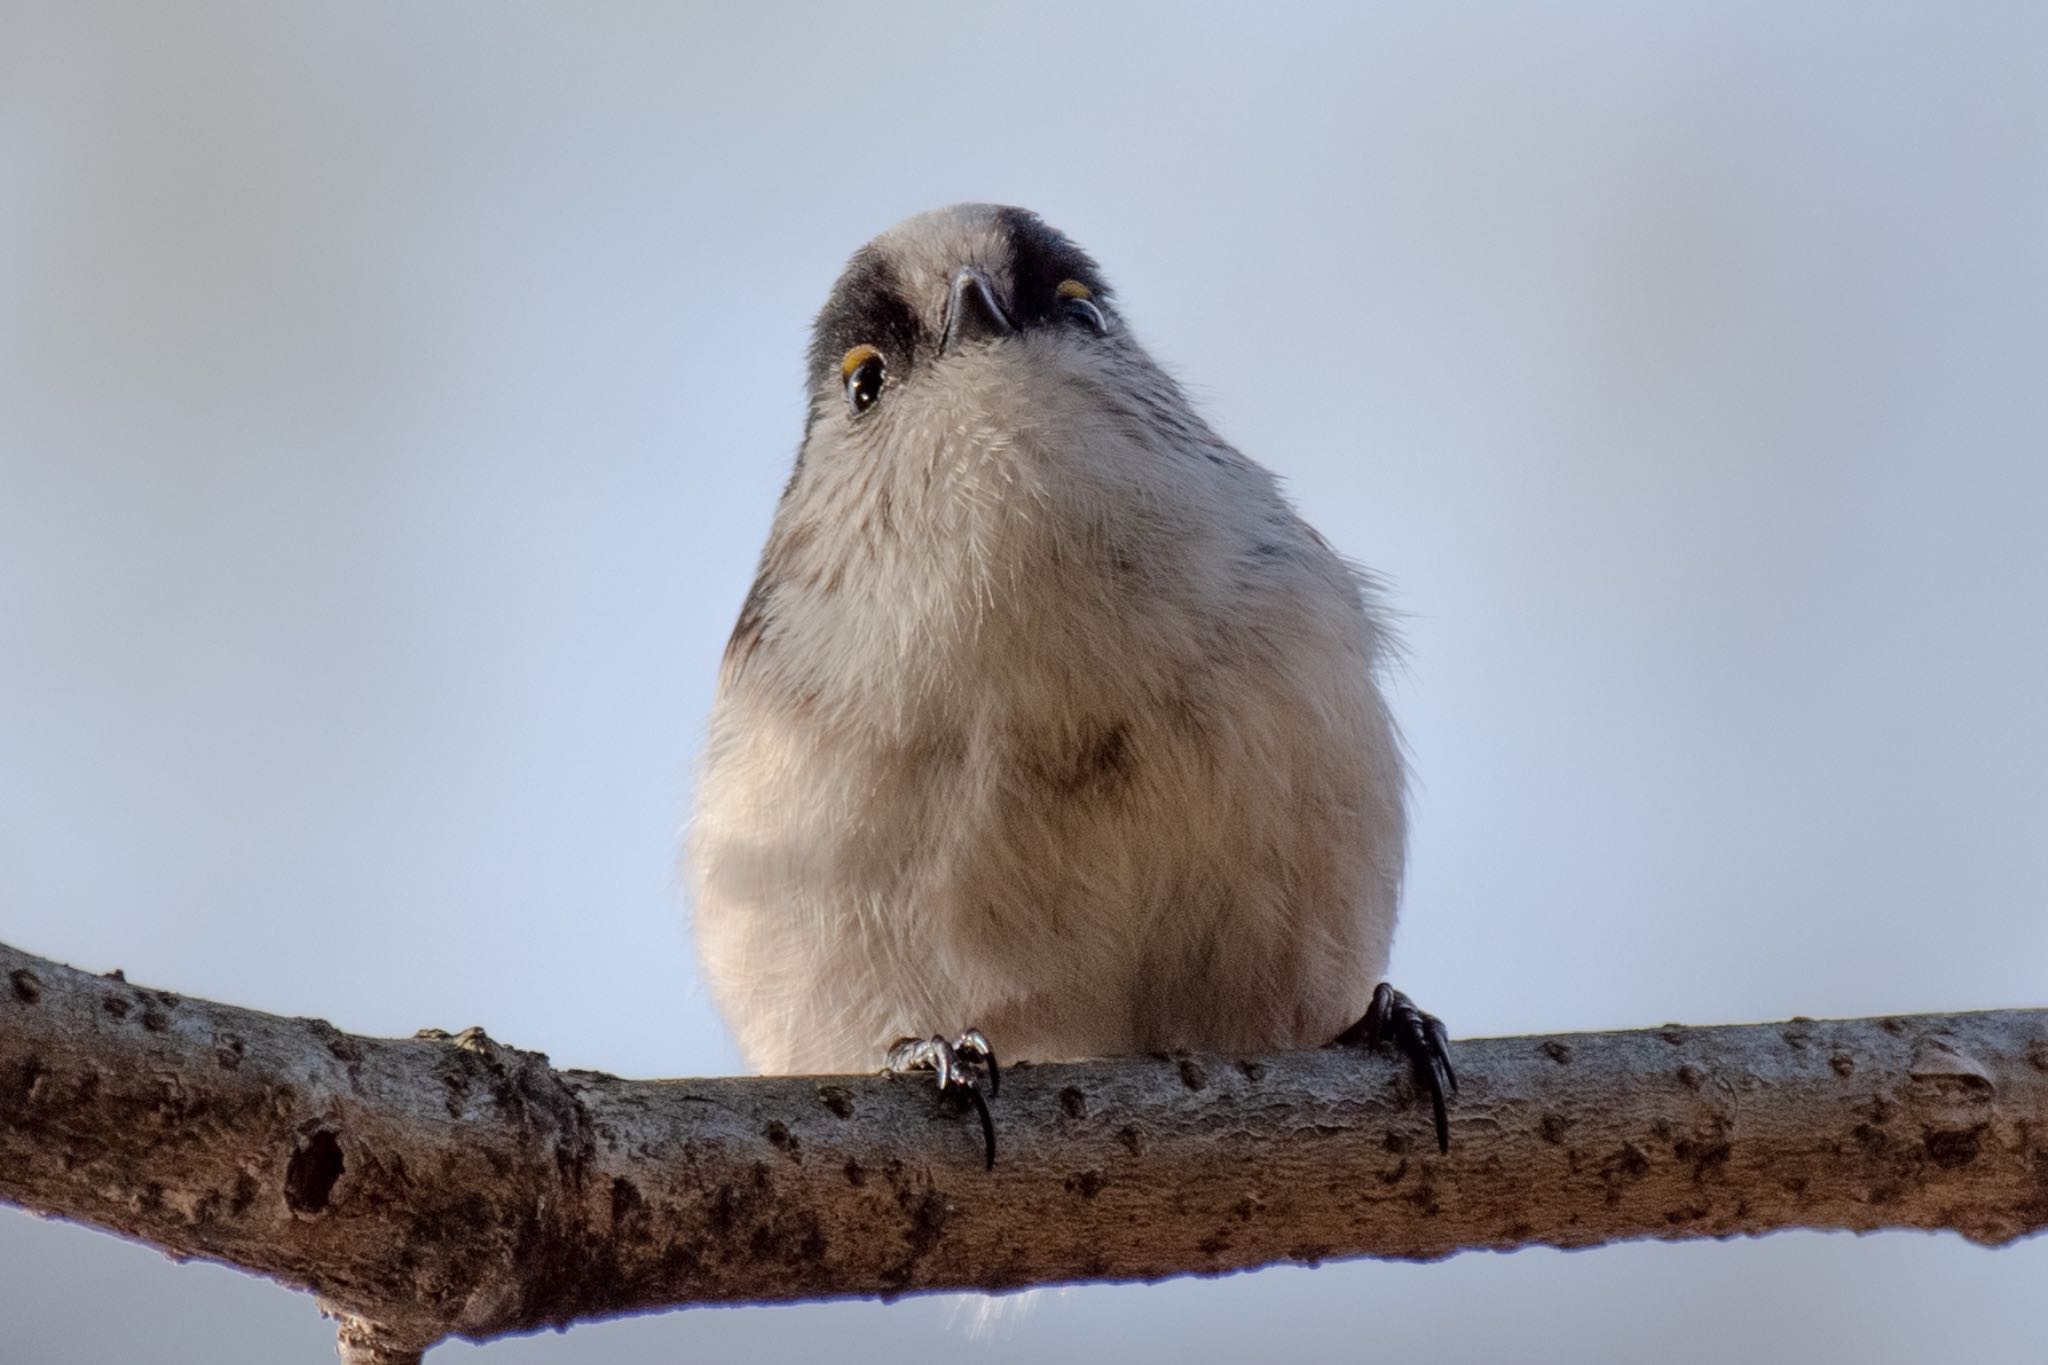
885,1029,1001,1169
1426,1073,1450,1155
961,1081,996,1170
1428,1015,1457,1094
1331,983,1457,1154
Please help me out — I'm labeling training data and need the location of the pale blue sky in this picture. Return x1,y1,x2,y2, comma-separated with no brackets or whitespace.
3,4,2045,1361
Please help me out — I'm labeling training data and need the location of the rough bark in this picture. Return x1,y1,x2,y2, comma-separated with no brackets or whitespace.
3,939,2045,1361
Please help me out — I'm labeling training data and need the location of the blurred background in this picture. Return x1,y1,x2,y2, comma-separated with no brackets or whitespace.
3,3,2045,1361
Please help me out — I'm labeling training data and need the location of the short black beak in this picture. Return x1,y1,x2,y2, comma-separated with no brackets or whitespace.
939,267,1012,355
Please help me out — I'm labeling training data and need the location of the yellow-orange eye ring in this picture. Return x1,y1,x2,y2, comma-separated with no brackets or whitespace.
841,345,886,415
1057,280,1107,334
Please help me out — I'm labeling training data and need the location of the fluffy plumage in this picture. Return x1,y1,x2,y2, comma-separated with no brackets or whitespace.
689,204,1406,1075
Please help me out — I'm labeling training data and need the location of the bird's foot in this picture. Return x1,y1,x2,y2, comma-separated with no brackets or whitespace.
1331,983,1457,1153
885,1029,1001,1169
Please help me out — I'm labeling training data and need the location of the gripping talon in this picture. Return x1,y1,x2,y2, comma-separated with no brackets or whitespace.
886,1029,1000,1169
1332,983,1457,1154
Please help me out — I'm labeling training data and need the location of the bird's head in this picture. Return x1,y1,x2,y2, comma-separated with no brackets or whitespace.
794,204,1151,472
727,205,1248,694
729,209,1310,712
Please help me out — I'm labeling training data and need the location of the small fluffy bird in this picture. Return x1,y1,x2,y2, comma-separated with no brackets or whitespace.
689,204,1451,1161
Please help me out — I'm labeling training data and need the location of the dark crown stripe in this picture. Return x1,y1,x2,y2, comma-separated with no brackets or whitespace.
806,247,924,393
996,207,1110,328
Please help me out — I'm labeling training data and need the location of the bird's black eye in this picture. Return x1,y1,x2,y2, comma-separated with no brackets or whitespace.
841,345,887,415
1057,279,1107,334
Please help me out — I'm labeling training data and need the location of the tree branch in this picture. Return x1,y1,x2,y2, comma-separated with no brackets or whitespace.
4,939,2045,1361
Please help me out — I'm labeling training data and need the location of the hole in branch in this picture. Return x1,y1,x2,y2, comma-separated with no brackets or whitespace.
285,1128,345,1213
